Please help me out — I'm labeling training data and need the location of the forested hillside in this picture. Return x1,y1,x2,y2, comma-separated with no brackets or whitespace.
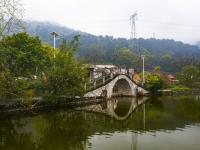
26,21,200,73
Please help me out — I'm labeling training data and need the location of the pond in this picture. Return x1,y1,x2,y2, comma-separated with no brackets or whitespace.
0,95,200,150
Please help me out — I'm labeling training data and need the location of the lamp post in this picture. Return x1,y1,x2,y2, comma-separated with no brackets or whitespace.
50,32,59,59
141,55,145,86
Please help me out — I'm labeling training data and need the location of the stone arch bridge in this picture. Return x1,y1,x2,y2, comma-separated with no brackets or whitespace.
84,72,148,99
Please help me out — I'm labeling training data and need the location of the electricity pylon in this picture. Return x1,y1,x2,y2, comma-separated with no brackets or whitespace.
130,12,138,39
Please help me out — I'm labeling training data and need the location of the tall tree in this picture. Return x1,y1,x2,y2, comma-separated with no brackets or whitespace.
0,32,50,77
44,35,87,97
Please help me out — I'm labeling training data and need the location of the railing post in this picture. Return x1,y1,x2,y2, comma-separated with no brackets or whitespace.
110,72,113,79
89,76,92,82
103,76,105,84
94,80,96,88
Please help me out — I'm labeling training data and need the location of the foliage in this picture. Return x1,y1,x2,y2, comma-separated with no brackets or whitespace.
168,85,191,91
177,65,200,88
0,32,51,77
59,35,80,54
26,21,200,73
0,32,87,100
139,71,152,82
113,47,140,68
43,50,87,97
145,73,166,93
0,72,43,99
153,66,161,72
0,69,16,98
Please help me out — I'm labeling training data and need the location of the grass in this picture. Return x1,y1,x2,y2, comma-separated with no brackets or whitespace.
167,85,191,91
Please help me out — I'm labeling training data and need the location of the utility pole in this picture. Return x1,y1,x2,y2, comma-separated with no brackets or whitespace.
141,55,145,86
50,32,59,59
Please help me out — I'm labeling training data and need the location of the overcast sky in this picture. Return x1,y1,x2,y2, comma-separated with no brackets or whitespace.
22,0,200,44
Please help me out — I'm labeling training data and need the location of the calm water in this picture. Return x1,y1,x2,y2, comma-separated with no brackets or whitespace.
1,95,200,150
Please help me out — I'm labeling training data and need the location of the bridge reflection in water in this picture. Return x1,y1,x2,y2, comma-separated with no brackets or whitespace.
76,97,147,150
76,97,147,121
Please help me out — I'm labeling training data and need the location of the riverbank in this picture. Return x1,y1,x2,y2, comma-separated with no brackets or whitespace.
158,89,200,96
1,89,199,114
0,97,106,114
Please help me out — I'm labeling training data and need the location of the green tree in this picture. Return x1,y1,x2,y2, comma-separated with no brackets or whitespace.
0,69,16,98
0,32,50,77
177,65,200,88
84,44,105,64
0,33,87,99
154,66,161,72
114,47,139,68
43,51,87,97
59,39,70,52
0,33,52,99
59,35,80,54
43,35,87,98
145,74,165,93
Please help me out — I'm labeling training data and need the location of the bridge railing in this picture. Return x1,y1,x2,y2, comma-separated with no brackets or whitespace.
85,68,135,91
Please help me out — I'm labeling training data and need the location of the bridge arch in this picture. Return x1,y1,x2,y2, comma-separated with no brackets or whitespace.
112,78,134,97
84,74,148,99
106,75,137,98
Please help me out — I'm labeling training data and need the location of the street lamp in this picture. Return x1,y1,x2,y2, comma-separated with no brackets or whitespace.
141,55,145,86
50,32,59,58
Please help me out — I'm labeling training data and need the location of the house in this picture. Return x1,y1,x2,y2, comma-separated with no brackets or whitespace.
86,64,134,80
86,64,118,80
167,74,179,84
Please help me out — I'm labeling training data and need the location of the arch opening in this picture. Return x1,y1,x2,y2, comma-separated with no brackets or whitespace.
112,78,133,97
112,98,132,117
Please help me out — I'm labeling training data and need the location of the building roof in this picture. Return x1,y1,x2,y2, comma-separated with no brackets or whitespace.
87,64,117,69
167,74,175,79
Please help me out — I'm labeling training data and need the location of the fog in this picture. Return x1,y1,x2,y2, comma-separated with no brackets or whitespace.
23,0,200,44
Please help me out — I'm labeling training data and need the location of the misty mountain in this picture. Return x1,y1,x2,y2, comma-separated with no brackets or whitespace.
197,41,200,48
25,21,200,72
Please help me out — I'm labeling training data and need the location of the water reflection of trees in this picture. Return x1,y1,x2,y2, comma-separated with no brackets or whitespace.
35,112,90,150
0,117,36,150
0,112,93,150
0,95,200,150
135,95,200,131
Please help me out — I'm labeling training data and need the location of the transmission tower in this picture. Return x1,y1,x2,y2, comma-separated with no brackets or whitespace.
130,12,138,39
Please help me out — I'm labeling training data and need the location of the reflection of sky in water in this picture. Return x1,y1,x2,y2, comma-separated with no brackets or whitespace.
87,126,200,150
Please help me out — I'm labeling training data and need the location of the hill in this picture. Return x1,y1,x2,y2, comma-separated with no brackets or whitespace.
196,41,200,48
25,21,200,73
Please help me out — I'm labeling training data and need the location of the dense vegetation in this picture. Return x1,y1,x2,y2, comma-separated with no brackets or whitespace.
0,32,87,99
26,21,200,73
177,64,200,88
